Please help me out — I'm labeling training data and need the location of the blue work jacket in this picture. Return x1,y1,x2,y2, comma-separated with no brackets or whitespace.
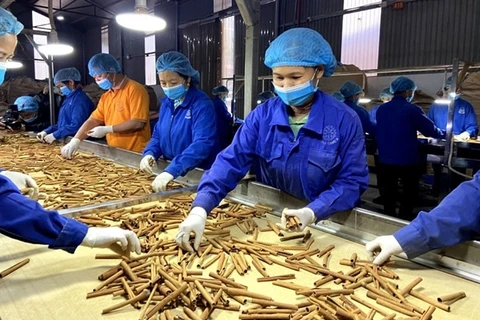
0,173,87,253
142,87,219,178
395,171,480,258
376,96,444,166
212,96,233,149
344,100,375,135
193,92,369,220
44,88,94,140
369,105,381,125
427,98,478,136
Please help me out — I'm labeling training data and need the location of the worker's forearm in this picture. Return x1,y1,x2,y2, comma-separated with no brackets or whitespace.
74,118,103,140
113,119,146,133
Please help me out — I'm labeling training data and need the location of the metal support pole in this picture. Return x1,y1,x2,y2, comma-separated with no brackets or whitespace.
444,58,459,165
438,58,459,198
231,74,237,123
24,34,55,125
48,58,55,125
236,0,260,117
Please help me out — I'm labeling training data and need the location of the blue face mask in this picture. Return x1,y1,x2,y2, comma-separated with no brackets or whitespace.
273,71,318,107
222,96,227,102
22,114,38,123
0,62,7,85
163,83,187,101
60,86,73,96
96,77,113,90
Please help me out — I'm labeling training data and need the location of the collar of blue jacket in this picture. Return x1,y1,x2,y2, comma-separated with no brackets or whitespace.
267,93,326,135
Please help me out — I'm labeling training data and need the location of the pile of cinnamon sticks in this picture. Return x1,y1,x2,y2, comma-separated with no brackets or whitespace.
85,196,467,320
0,134,181,210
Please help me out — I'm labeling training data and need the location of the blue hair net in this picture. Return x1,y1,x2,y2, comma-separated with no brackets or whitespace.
379,87,393,99
156,51,200,85
54,67,81,84
332,92,345,102
264,28,337,77
15,96,39,112
339,81,363,98
88,53,121,77
212,85,228,96
0,8,24,36
390,76,417,94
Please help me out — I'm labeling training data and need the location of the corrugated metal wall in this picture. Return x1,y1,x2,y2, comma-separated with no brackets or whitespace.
233,1,276,118
278,0,343,58
379,0,480,68
178,0,214,25
234,1,276,78
155,1,178,55
179,20,220,98
108,22,146,84
84,27,102,84
341,0,381,70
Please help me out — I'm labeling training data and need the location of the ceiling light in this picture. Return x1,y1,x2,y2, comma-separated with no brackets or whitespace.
57,16,64,21
38,30,73,56
116,0,166,32
434,98,451,105
359,98,371,104
6,61,23,69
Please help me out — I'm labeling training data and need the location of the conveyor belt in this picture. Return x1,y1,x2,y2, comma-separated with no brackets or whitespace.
0,199,478,320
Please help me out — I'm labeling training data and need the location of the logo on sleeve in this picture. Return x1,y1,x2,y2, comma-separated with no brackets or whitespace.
185,109,192,119
322,125,339,145
458,107,465,115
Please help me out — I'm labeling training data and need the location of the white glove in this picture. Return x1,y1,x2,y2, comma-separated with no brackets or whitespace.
152,172,174,192
87,125,113,138
81,227,141,254
36,131,47,142
176,207,207,252
61,138,81,159
277,207,315,232
366,235,404,265
140,155,155,175
456,131,471,141
44,133,56,144
0,171,39,200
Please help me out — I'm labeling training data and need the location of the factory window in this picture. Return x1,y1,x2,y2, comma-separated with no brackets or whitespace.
341,0,381,70
145,35,156,85
214,0,233,13
220,15,235,111
32,11,51,80
101,25,109,54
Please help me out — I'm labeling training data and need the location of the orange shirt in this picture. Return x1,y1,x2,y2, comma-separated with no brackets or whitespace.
90,78,151,153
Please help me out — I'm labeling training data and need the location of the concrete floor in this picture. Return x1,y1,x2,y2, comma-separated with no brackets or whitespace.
359,173,439,221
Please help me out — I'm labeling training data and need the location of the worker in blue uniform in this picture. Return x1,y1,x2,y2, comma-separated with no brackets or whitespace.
427,76,478,141
369,88,393,125
139,51,219,192
175,28,369,252
369,88,393,205
428,77,478,194
0,8,140,255
376,77,444,220
211,85,233,150
366,170,480,265
37,67,94,144
339,81,375,135
331,92,344,102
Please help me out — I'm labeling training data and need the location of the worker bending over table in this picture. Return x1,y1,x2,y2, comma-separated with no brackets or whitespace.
0,8,140,255
175,27,369,252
